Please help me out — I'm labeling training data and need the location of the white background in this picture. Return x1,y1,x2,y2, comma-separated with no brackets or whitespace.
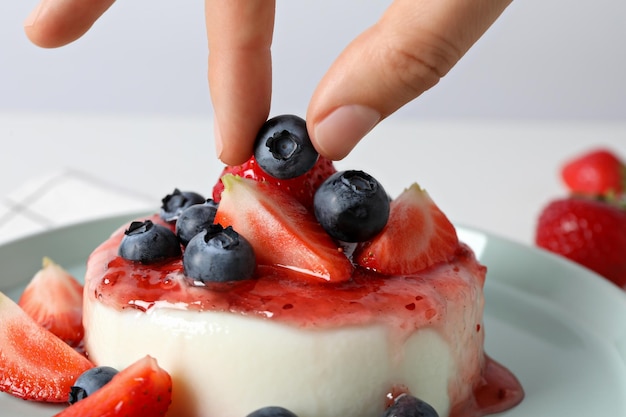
1,1,626,246
1,0,625,120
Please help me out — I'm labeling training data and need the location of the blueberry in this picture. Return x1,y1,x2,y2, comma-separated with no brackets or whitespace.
246,406,299,417
118,220,182,263
175,199,219,246
160,188,206,222
381,394,439,417
183,224,256,283
254,114,318,179
313,170,390,242
68,366,118,404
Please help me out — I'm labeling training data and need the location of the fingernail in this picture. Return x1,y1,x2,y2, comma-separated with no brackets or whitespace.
213,119,224,160
24,2,43,27
312,105,380,160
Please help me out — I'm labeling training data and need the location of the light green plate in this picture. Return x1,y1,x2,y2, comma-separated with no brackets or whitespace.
0,216,625,417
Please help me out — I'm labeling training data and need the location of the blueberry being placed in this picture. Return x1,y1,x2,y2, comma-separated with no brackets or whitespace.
246,406,299,417
381,394,439,417
175,199,219,246
313,170,390,242
160,188,206,222
254,114,318,179
183,224,256,283
68,366,119,404
118,220,182,263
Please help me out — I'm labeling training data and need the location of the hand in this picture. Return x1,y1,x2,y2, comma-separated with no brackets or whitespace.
24,0,512,165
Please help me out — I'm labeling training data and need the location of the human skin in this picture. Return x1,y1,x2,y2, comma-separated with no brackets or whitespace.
24,0,512,165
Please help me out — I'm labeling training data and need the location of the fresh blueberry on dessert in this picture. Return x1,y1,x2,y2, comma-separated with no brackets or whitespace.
382,394,439,417
118,220,181,263
247,406,299,417
175,199,219,246
314,170,390,242
254,114,318,179
183,223,256,283
160,189,206,222
68,366,119,404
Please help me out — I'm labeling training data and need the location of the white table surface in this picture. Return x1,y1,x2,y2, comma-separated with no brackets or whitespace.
1,111,625,248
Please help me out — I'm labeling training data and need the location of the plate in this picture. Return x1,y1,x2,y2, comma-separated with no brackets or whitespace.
0,215,625,417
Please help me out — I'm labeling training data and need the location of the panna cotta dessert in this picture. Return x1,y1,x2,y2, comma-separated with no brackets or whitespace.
82,115,524,417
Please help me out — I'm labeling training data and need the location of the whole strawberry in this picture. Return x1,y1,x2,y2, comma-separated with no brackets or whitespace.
535,196,626,289
561,148,625,195
212,155,337,210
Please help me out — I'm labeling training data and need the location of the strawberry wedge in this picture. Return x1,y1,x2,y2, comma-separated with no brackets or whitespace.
18,257,84,347
0,291,93,402
214,174,354,282
53,355,172,417
356,183,459,275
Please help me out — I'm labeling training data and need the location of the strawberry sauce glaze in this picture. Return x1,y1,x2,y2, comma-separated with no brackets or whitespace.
85,215,523,417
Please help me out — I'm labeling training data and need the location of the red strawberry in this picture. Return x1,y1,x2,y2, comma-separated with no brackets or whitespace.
561,148,625,195
214,174,354,282
355,184,459,275
54,355,172,417
18,257,84,347
0,291,93,402
535,196,626,289
212,155,337,210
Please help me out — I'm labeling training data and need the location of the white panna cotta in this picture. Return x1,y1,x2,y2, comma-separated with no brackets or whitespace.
82,216,523,417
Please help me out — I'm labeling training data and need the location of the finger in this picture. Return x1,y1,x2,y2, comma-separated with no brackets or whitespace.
307,0,512,160
206,0,276,166
24,0,116,48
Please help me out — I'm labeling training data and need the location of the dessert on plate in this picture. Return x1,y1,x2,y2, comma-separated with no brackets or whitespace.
0,115,524,417
82,115,523,417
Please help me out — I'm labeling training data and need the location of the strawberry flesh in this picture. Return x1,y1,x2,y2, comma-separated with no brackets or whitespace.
0,291,94,402
18,257,84,347
212,155,337,210
214,174,354,282
53,355,172,417
355,184,460,275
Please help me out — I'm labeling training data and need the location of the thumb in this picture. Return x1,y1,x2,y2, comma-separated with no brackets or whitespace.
307,0,511,160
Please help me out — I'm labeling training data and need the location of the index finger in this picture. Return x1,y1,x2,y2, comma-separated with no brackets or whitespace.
205,0,276,165
24,0,116,48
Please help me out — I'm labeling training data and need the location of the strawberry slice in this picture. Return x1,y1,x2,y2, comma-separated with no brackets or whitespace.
0,291,93,402
214,174,354,282
355,183,459,275
54,355,172,417
18,257,84,347
212,155,337,210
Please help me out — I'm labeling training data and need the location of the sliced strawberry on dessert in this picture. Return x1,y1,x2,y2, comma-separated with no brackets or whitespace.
355,183,459,275
561,148,625,195
212,155,337,210
0,291,93,402
214,174,354,282
535,195,626,289
18,257,84,347
54,355,172,417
